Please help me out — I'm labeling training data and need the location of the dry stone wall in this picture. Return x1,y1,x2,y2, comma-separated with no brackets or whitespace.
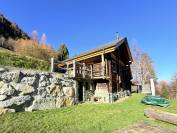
0,68,75,114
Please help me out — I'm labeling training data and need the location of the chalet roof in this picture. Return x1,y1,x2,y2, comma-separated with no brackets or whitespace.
64,37,129,63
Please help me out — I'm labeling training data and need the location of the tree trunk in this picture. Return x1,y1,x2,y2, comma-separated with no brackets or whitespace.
144,109,177,125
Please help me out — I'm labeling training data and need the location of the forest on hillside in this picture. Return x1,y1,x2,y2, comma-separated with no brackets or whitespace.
0,14,30,40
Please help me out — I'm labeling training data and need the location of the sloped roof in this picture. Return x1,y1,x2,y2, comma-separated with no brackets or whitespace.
65,37,127,63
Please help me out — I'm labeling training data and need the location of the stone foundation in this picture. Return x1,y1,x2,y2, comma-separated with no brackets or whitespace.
0,68,75,114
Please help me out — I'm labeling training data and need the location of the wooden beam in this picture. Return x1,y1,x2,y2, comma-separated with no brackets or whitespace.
108,60,112,93
105,59,108,77
90,64,93,79
101,53,105,77
73,60,76,77
82,63,85,78
144,109,177,125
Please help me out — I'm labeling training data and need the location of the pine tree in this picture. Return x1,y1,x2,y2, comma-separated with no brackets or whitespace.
57,43,69,61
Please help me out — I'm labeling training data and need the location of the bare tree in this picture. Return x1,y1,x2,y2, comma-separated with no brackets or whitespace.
156,80,170,98
31,30,38,42
40,33,47,44
170,73,177,99
130,39,156,86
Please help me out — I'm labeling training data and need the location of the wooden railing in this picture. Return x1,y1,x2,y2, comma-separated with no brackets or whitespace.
67,61,105,79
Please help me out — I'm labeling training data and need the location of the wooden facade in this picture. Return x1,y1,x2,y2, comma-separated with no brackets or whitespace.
64,38,133,103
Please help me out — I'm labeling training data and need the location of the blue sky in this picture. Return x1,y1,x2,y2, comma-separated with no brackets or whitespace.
0,0,177,80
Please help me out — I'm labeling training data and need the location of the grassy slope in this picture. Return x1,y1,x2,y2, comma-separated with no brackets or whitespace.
0,94,176,133
0,48,50,71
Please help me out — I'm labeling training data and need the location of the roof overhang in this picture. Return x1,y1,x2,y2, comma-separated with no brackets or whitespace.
64,38,128,64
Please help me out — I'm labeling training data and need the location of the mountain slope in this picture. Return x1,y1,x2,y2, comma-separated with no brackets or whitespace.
0,14,30,40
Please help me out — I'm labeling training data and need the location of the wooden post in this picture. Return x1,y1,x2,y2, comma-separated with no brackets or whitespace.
108,60,113,103
150,78,155,96
73,60,76,77
83,82,86,102
51,57,54,72
105,59,108,77
101,53,105,77
83,63,85,78
66,63,69,77
74,80,78,103
90,64,93,79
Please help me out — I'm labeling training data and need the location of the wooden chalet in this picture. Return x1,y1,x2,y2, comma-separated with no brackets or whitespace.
64,37,133,103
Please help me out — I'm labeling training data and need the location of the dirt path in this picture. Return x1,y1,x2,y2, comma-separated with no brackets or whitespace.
114,122,177,133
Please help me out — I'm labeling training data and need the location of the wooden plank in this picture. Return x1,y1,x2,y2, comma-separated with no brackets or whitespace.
144,109,177,125
108,60,112,93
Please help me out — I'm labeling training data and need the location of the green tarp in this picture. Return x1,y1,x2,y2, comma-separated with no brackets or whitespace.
141,96,170,107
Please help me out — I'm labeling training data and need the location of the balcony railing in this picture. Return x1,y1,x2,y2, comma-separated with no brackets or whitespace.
66,61,104,79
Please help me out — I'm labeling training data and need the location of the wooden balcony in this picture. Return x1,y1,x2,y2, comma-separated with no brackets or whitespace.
66,61,106,79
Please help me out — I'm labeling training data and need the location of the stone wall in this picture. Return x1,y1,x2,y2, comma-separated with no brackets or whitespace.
0,68,75,114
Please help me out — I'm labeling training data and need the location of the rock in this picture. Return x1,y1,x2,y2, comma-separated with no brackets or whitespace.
0,68,8,73
63,87,75,97
49,76,61,85
0,95,7,101
61,80,73,87
0,83,15,96
20,76,37,86
47,83,63,97
0,70,22,83
0,95,31,108
0,81,5,88
39,75,50,87
64,97,74,106
26,97,56,111
56,97,64,108
37,87,47,98
0,108,15,115
16,84,35,95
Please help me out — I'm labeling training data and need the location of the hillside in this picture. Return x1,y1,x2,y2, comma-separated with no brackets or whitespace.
0,14,30,40
0,47,50,71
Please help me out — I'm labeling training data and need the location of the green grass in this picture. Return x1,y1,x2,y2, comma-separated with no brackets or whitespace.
0,94,176,133
0,48,50,71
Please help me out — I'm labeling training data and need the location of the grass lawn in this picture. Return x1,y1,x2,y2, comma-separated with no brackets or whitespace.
0,94,177,133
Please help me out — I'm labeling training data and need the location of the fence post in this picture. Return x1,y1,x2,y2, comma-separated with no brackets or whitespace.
51,57,54,72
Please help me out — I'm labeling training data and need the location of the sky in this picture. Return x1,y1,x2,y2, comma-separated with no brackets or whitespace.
0,0,177,80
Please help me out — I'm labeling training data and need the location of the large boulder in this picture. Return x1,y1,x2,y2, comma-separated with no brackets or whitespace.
0,83,15,96
0,108,15,115
0,95,31,108
26,97,56,111
0,95,7,101
15,83,35,95
0,70,22,83
37,87,47,98
47,83,63,97
63,87,75,97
